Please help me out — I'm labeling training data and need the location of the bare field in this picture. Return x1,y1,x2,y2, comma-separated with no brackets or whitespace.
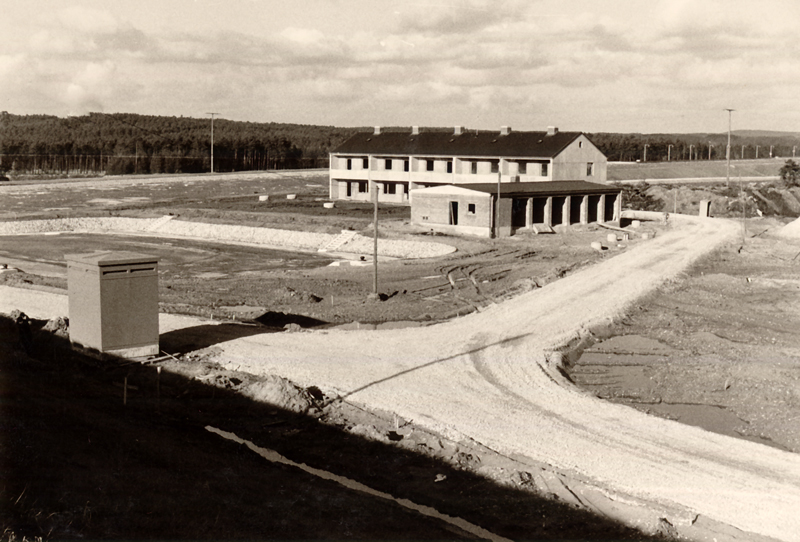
3,172,800,542
607,158,782,182
0,170,629,325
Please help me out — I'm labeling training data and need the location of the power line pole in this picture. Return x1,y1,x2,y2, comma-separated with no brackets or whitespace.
724,108,735,187
206,112,219,173
369,155,378,295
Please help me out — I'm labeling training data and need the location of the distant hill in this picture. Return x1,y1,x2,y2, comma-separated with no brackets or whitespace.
732,129,800,139
1,111,798,177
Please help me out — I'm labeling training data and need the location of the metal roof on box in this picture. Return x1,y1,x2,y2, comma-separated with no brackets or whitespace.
411,181,621,198
333,130,585,158
64,251,159,266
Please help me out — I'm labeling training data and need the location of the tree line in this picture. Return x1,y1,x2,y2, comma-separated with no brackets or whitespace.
1,111,799,177
0,112,358,176
590,131,800,162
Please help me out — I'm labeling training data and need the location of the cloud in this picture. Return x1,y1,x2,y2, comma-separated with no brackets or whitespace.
396,0,525,35
57,6,120,34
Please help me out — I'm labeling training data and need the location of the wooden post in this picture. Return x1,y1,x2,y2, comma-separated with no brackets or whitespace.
123,376,128,406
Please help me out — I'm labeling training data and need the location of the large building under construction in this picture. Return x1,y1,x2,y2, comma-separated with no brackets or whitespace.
329,125,620,236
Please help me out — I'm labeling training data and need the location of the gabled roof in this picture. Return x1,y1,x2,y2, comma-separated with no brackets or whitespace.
411,181,620,198
333,130,586,159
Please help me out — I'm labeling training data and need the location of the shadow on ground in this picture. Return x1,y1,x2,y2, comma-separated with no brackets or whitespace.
1,313,671,541
159,323,274,354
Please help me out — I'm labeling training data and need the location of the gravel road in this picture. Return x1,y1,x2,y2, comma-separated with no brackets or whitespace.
4,213,800,540
212,213,800,541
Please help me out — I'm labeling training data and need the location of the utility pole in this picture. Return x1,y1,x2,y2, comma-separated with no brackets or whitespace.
708,143,713,161
668,144,673,162
741,144,745,160
643,144,648,162
724,108,734,187
756,145,760,159
369,155,378,295
770,145,774,158
206,112,219,173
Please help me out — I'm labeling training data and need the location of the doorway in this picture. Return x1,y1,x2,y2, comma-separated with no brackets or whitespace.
449,201,459,225
512,198,528,228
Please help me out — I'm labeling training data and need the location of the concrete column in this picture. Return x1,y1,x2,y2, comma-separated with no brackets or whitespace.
614,194,621,221
544,196,553,227
598,194,606,222
580,195,589,225
526,197,533,228
563,196,571,226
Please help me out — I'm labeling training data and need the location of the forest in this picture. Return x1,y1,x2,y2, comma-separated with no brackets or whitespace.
1,111,799,177
590,131,800,162
0,112,357,176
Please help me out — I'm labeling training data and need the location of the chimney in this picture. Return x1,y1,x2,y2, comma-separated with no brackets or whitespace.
411,126,419,135
374,126,381,135
546,126,558,136
500,126,511,136
454,125,463,135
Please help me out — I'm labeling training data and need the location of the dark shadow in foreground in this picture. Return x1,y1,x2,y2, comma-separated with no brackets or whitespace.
1,313,675,541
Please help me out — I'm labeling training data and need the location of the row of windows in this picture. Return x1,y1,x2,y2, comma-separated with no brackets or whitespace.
345,181,408,196
345,157,554,175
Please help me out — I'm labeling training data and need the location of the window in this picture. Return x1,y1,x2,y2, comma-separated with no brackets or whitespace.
579,141,583,148
346,158,352,170
471,161,478,174
358,182,368,193
490,161,499,174
404,160,409,172
383,183,396,195
587,162,594,176
468,203,476,214
518,162,527,175
426,159,434,172
385,159,392,170
542,163,548,177
362,157,369,169
447,161,453,174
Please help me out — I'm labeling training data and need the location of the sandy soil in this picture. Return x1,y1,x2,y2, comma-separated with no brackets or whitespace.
194,212,800,542
568,219,800,456
4,172,800,541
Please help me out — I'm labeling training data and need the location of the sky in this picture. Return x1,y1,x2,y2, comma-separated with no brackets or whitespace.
1,0,799,134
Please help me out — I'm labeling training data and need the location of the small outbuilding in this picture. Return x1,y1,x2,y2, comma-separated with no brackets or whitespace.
410,181,622,237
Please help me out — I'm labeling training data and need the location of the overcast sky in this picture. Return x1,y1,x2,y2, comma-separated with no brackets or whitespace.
1,0,798,134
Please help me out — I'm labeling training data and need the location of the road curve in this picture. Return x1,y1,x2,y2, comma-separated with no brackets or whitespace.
217,214,800,542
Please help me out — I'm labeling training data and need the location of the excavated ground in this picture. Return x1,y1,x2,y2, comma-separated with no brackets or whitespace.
567,217,800,454
3,171,800,541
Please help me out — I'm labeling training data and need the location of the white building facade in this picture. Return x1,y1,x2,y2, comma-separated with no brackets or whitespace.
329,126,608,205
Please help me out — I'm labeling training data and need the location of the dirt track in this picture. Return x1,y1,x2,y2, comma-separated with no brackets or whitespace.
207,213,800,542
4,170,800,540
